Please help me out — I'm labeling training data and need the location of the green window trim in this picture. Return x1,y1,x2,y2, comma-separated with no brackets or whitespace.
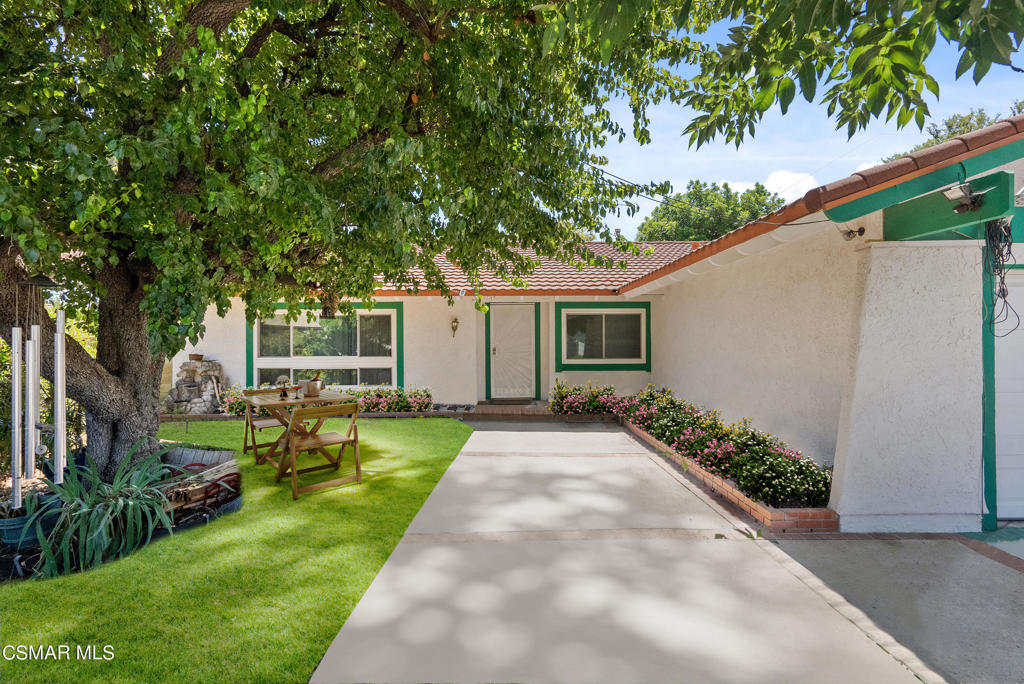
245,301,403,388
554,301,651,372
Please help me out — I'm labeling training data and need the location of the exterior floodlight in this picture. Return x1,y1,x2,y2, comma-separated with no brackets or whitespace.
941,183,973,202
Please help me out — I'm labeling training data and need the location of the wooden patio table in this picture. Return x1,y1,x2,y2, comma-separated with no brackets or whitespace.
243,389,357,464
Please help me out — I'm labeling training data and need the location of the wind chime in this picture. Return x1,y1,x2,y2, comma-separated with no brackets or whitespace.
9,275,66,509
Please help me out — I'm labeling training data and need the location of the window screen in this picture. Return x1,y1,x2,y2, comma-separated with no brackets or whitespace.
563,311,643,361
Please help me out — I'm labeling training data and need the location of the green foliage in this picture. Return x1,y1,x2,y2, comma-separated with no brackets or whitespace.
26,448,180,578
883,100,1024,162
732,449,832,508
218,384,251,417
353,386,434,413
550,382,832,507
0,0,689,357
678,1,1024,146
636,181,785,241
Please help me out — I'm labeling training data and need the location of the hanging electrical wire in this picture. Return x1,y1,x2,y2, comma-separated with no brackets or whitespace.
986,217,1020,337
583,161,834,229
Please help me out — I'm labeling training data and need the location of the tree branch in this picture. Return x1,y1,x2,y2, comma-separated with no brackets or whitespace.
0,243,136,422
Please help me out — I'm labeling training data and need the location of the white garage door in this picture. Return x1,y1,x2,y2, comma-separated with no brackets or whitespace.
996,271,1024,518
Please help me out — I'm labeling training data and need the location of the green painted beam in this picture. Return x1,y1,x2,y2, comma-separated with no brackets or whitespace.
882,171,1015,241
825,138,1024,223
982,244,998,531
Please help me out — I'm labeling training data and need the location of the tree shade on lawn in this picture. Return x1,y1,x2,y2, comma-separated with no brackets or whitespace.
0,418,471,684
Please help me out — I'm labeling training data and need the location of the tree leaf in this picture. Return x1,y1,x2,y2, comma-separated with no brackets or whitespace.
798,62,817,102
778,77,796,114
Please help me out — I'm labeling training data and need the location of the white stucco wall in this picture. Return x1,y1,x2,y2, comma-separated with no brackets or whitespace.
830,242,984,532
401,297,479,404
649,228,866,464
169,299,248,390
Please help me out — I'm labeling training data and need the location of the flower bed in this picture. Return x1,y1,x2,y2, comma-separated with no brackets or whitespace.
219,384,434,415
550,382,835,528
352,386,433,413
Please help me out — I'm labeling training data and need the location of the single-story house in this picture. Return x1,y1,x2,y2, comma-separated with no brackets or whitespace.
173,115,1024,534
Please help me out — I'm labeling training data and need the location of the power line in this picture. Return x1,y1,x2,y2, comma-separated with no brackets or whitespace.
584,162,834,229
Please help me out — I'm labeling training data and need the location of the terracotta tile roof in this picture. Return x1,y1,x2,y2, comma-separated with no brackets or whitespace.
378,241,703,295
618,114,1024,294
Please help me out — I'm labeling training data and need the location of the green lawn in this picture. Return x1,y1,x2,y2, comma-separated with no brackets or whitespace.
0,417,471,683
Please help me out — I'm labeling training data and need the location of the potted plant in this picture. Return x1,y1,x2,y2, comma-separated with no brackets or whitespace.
0,492,58,549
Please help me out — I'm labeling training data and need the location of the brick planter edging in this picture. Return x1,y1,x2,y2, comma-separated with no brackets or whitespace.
622,420,839,533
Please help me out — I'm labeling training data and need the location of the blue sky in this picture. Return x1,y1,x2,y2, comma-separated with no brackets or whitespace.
600,40,1023,239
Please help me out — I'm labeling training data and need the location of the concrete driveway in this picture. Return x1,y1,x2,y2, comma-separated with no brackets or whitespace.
311,422,924,684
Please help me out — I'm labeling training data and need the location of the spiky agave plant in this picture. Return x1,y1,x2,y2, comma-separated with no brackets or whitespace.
25,444,184,578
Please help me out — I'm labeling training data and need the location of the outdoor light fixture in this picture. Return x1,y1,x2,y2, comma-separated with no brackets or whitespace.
941,182,983,214
450,317,459,337
841,226,866,241
941,182,973,202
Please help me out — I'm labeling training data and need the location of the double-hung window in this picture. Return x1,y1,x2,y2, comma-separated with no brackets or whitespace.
555,302,650,371
254,310,396,387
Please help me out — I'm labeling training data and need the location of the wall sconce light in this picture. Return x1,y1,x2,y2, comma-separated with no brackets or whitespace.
450,317,459,337
840,226,866,241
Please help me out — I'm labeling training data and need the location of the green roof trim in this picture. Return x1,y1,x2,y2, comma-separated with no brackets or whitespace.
824,138,1024,224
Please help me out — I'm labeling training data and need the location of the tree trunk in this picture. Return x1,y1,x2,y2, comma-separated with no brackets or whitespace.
1,246,165,480
85,265,165,478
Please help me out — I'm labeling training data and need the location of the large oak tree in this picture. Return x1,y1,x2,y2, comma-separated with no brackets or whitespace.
2,0,1021,476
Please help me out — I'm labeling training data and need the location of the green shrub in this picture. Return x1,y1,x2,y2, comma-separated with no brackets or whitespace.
733,449,832,508
548,380,615,415
26,446,182,578
353,386,433,412
219,384,249,416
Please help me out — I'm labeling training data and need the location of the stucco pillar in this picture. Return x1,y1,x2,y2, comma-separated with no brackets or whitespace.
830,241,984,532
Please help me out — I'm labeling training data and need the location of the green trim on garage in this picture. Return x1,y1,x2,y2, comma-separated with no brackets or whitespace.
554,301,652,372
246,301,404,387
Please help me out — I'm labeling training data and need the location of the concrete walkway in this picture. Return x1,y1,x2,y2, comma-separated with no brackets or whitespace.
311,422,923,684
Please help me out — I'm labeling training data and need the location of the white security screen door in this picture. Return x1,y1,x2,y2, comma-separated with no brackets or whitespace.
996,272,1024,518
491,304,535,399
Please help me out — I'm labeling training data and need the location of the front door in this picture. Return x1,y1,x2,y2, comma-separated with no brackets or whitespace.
490,304,535,399
996,272,1024,518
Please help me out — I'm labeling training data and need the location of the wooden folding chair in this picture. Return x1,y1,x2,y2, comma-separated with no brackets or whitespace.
242,388,286,464
271,403,362,499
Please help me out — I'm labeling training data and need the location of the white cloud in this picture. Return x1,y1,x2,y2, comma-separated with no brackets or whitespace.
719,170,819,202
762,170,818,201
719,180,755,194
855,160,881,172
